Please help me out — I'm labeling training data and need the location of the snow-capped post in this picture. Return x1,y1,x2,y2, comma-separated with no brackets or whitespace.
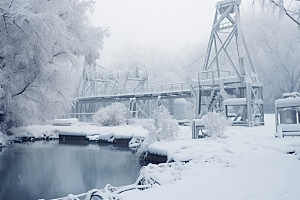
192,119,205,139
157,96,162,107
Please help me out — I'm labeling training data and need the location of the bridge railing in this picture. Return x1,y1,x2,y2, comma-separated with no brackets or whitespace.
80,82,190,98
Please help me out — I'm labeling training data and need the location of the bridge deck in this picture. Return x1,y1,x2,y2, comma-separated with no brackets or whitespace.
76,79,246,102
77,83,192,102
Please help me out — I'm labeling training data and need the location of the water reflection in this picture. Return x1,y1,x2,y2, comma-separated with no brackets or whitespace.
0,141,143,200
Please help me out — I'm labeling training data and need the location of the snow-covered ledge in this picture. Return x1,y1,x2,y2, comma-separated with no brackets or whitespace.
52,118,78,126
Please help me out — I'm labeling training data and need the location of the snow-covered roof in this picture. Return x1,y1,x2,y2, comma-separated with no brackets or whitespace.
283,92,300,98
192,119,205,126
275,98,300,108
187,75,241,87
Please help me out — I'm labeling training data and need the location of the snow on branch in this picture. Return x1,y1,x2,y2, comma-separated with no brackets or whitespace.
0,0,109,128
258,0,300,25
271,0,300,25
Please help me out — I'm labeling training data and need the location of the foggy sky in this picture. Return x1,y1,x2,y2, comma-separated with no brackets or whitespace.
91,0,219,66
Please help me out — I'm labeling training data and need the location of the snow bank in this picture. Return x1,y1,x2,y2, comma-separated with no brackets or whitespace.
146,115,300,162
9,122,147,142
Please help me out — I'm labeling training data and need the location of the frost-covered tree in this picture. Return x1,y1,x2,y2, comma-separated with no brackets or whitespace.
107,43,206,85
93,102,127,126
256,0,300,25
145,105,179,142
0,0,109,129
138,105,179,154
242,2,300,108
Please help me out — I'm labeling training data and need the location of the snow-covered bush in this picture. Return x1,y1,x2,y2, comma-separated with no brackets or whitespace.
203,111,228,138
93,102,127,126
138,106,179,154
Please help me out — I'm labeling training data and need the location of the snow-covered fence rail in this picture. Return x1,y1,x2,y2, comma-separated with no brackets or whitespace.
79,82,190,98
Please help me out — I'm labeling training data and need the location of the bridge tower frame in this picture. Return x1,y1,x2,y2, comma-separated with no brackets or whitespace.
188,0,264,127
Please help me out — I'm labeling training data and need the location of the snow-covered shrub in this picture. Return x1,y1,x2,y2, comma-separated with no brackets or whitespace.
203,111,228,138
93,102,127,126
138,106,179,154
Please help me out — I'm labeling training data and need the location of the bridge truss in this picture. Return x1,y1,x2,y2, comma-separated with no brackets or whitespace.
73,61,191,121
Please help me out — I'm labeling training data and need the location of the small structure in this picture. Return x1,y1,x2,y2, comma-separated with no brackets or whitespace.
192,119,205,139
275,92,300,138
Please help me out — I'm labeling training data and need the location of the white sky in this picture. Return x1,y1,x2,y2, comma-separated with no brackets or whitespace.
91,0,219,66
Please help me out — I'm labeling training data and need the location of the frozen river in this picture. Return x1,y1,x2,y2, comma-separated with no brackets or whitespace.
0,141,143,200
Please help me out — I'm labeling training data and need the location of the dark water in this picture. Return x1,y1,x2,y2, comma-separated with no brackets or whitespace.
0,141,143,200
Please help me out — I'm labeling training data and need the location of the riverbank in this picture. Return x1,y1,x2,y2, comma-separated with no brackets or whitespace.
6,122,147,144
3,114,300,199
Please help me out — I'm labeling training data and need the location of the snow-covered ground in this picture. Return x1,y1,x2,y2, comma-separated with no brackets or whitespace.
124,114,300,200
3,114,300,199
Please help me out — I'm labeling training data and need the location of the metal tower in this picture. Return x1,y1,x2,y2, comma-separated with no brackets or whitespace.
187,0,264,126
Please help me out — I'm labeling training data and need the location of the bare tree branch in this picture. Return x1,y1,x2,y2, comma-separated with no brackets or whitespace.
270,0,300,25
12,70,40,97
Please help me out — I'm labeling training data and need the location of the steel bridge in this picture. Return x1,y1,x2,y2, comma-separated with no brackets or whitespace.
73,80,192,121
77,82,191,101
72,0,265,127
